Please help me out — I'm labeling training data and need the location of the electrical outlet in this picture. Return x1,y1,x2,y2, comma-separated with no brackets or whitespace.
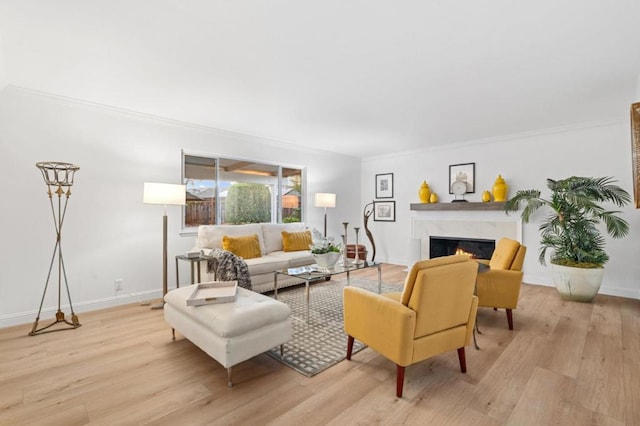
114,279,123,292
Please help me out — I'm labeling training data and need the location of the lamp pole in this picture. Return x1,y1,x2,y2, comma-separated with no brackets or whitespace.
323,207,328,237
152,207,169,310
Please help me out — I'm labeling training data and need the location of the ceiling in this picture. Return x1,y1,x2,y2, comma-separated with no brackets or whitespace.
1,1,639,158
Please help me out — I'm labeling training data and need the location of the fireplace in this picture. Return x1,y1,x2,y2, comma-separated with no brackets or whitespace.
410,216,521,260
430,236,495,260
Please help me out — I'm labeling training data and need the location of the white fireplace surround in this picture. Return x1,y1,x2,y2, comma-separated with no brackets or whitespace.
411,213,522,260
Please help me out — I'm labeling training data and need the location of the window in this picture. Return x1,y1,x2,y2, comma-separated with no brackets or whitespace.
281,168,302,223
182,152,304,230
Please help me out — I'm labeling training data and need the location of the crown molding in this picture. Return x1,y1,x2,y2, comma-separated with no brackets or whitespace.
363,117,625,163
1,85,359,160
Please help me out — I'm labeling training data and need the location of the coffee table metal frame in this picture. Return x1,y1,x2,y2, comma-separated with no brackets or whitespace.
473,261,490,350
273,261,382,319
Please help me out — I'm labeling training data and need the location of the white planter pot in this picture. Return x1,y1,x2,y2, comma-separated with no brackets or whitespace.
312,252,341,268
551,264,605,303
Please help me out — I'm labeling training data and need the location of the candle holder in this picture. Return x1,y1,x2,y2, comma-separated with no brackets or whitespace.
353,227,363,265
340,222,351,266
31,162,81,336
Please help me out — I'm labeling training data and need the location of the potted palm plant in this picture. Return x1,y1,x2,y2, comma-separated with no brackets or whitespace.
505,176,630,302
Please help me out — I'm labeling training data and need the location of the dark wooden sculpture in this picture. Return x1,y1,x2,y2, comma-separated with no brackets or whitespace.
363,201,376,261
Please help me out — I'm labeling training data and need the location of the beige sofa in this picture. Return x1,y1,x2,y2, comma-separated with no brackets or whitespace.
191,222,315,293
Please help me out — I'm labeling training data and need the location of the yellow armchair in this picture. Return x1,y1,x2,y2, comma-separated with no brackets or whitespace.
475,237,526,330
343,255,478,398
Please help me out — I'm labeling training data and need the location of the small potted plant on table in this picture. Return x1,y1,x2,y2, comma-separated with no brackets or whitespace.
310,230,342,269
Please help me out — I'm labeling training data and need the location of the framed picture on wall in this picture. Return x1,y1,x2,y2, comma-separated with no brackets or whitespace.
375,173,394,198
373,201,395,222
631,102,640,208
449,163,475,194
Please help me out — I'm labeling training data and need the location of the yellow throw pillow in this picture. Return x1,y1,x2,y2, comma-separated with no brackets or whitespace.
222,234,262,259
281,230,312,252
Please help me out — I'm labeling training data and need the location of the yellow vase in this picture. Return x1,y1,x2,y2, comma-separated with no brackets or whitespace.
492,175,508,202
429,192,438,203
418,181,431,203
482,190,491,202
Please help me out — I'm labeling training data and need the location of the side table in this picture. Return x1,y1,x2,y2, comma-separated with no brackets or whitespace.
175,255,209,287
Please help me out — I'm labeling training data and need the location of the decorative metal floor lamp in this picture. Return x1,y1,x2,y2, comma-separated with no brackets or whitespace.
30,162,81,336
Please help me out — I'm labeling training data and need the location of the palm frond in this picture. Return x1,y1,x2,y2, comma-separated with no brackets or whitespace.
598,211,630,238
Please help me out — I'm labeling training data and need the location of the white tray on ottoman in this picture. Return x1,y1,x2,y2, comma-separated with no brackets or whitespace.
164,284,291,387
186,281,238,306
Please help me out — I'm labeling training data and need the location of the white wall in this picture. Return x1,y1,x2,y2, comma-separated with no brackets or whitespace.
0,33,5,90
362,120,640,299
2,86,638,330
0,87,362,327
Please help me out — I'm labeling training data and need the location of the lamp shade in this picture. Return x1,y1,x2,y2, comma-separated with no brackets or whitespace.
143,182,186,205
314,193,336,208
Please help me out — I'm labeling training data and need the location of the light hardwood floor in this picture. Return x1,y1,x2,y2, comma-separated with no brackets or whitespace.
1,264,639,425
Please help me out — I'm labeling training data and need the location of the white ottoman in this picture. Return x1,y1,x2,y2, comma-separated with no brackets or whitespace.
164,285,292,386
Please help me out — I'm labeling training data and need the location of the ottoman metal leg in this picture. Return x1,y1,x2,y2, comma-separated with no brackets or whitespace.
227,367,233,387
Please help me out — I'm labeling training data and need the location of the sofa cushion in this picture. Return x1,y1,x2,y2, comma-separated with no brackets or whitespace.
244,255,290,275
196,224,266,255
282,230,312,252
222,234,262,259
268,250,315,267
261,223,307,253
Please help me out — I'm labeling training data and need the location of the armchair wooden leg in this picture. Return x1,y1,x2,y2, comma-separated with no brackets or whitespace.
396,365,405,398
506,309,514,330
346,335,354,360
457,347,467,373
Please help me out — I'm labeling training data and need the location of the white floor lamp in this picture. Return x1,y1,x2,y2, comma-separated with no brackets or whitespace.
314,193,336,238
144,182,186,310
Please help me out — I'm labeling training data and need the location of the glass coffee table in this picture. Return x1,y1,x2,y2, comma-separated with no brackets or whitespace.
273,260,383,318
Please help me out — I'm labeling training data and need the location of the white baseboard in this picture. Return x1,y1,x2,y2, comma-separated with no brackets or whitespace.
0,290,161,329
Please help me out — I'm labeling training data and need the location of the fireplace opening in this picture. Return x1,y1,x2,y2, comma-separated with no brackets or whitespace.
429,236,495,260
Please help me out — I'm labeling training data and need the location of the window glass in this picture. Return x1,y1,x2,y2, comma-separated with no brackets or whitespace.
184,155,216,227
219,158,277,225
282,168,302,223
182,153,304,229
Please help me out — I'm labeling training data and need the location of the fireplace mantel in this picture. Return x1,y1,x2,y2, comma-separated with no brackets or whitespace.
410,202,505,211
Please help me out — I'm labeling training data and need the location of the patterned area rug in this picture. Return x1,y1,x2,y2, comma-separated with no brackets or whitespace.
266,277,403,377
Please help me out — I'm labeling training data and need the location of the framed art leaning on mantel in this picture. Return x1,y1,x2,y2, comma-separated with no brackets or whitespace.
449,163,475,194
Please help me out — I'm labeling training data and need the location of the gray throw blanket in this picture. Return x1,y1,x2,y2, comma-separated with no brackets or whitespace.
206,249,252,290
